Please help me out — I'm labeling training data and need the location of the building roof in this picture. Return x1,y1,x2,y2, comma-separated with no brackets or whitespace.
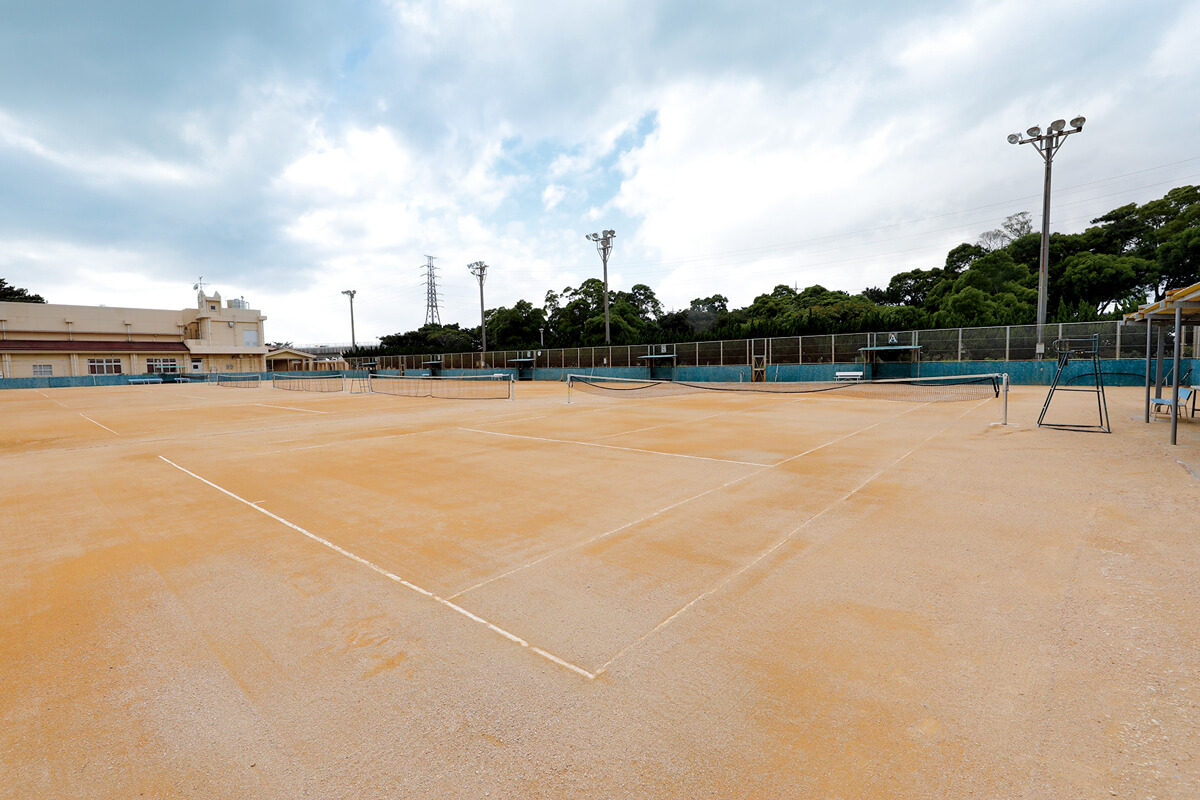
265,347,318,359
1123,280,1200,324
0,339,189,353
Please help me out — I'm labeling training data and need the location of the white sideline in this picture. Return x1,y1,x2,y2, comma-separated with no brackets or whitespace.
79,413,120,435
158,456,596,680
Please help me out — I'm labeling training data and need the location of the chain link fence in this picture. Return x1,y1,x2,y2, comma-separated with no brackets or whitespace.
347,320,1198,372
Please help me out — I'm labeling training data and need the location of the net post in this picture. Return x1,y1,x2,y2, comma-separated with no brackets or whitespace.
1002,373,1009,425
567,374,573,404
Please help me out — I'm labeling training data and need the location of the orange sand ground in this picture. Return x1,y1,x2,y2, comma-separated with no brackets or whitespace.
1,380,1197,799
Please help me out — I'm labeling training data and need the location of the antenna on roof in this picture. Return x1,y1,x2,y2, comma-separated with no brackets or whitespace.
193,276,208,292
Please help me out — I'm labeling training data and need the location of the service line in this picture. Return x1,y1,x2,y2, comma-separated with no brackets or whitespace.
245,403,331,414
157,456,595,680
592,397,992,676
457,427,771,467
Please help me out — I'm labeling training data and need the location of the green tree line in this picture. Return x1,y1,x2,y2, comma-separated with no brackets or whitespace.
0,278,46,303
353,186,1199,358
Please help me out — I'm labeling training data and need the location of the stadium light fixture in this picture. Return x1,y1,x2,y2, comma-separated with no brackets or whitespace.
1006,115,1087,357
585,229,617,343
341,289,357,349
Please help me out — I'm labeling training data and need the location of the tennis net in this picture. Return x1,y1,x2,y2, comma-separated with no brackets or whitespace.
369,373,514,400
567,373,1002,403
216,374,261,388
272,373,345,392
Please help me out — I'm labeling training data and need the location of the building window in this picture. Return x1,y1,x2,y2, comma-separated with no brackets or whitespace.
191,359,203,372
243,329,259,347
87,358,123,375
33,364,52,377
146,358,179,374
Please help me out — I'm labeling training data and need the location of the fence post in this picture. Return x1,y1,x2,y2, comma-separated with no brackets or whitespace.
1115,322,1121,359
831,334,836,363
1005,326,1010,361
957,328,963,362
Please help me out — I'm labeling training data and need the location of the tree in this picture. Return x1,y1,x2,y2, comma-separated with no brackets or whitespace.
1056,253,1149,315
685,294,729,333
0,278,46,303
978,211,1034,251
486,300,547,349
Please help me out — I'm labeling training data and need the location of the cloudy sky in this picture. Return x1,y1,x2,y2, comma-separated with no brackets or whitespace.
2,1,1198,345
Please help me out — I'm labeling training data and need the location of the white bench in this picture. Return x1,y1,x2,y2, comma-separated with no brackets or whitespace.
835,371,864,382
128,376,163,385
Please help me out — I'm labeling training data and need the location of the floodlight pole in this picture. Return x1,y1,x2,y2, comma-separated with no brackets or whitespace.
341,290,357,348
468,261,488,352
1009,117,1085,358
585,230,616,343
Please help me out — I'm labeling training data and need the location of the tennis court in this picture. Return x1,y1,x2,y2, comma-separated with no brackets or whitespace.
3,380,1197,798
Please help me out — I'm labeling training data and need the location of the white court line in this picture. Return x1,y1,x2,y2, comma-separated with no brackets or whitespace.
157,456,595,680
450,404,924,600
36,391,69,408
592,398,991,676
260,429,433,455
457,427,771,467
586,409,732,441
380,429,438,441
246,403,331,414
79,413,120,435
262,443,337,454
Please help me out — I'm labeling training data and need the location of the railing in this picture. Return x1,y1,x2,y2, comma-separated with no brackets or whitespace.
344,320,1198,372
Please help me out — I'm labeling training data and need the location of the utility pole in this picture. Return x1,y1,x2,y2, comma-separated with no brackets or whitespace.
585,229,616,343
1008,116,1086,358
422,256,441,326
341,290,357,348
467,261,488,352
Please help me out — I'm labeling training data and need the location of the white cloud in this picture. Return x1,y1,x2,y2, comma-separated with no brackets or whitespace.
1147,3,1200,78
542,184,566,210
0,110,202,186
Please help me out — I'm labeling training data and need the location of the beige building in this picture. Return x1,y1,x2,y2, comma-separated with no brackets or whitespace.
0,291,268,379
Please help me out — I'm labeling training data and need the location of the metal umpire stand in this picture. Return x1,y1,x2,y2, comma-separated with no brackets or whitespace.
1037,333,1110,433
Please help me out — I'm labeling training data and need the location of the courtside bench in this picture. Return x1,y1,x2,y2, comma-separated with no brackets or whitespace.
835,371,864,381
128,376,163,385
1150,386,1197,420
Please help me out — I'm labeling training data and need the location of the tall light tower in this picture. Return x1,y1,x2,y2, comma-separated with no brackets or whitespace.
585,229,616,343
341,289,357,348
1008,116,1085,357
467,261,488,352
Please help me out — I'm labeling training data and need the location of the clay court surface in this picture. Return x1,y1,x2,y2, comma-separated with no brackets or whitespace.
2,380,1198,798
